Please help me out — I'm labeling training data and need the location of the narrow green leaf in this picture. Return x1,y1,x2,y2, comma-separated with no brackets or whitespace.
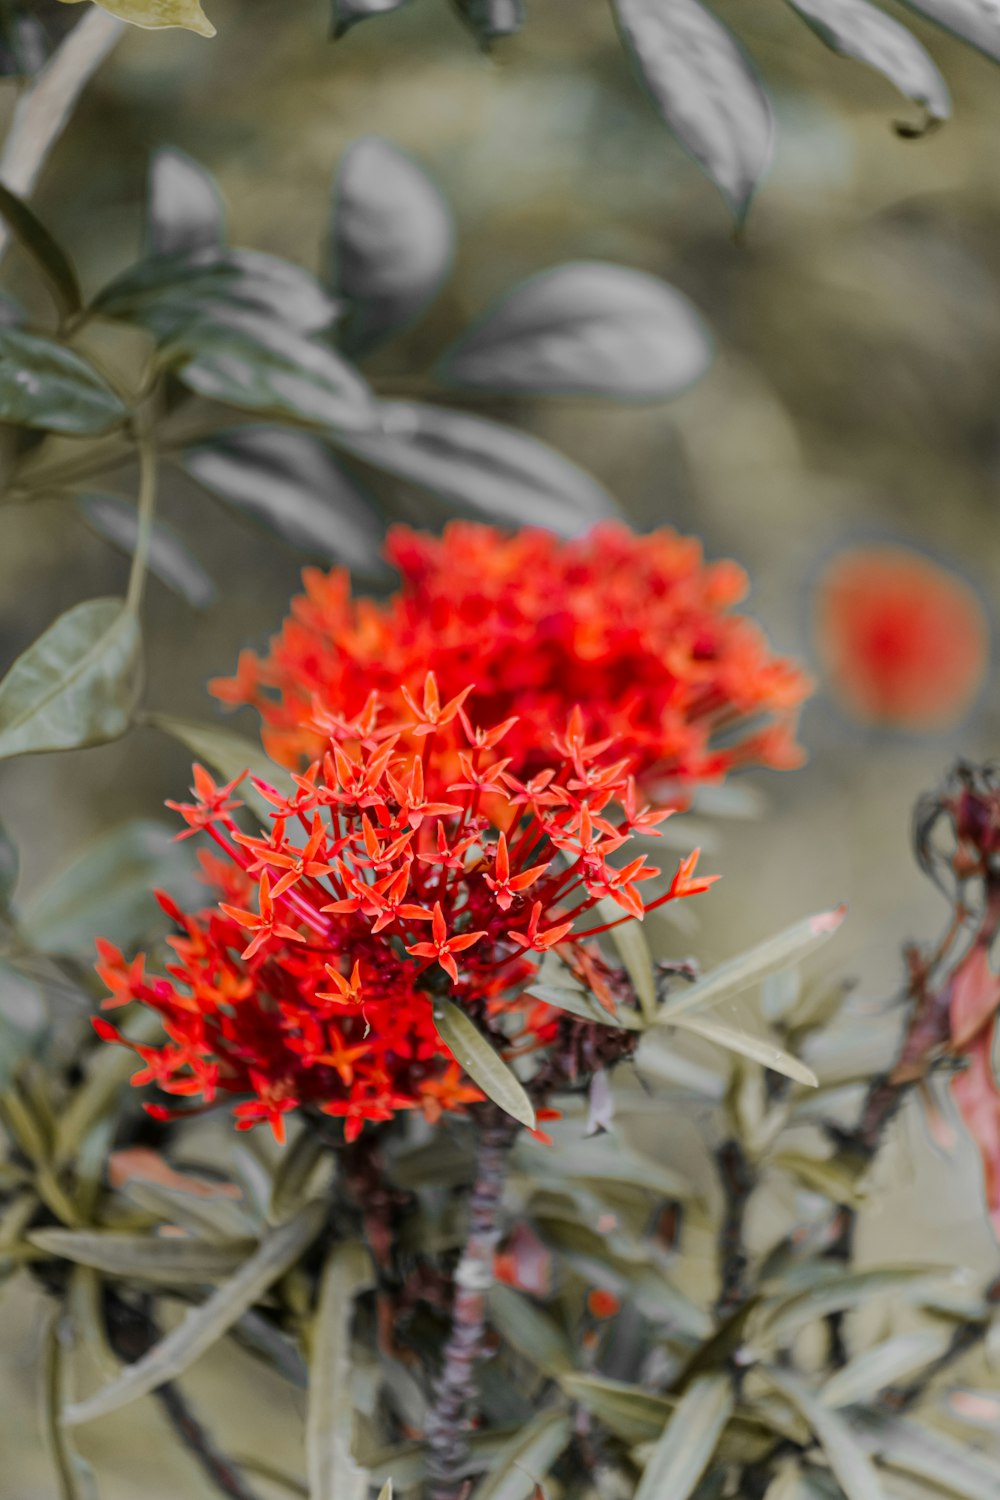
635,1373,733,1500
79,493,217,610
514,1132,692,1201
0,599,141,761
30,1227,254,1282
433,999,535,1128
773,1150,868,1207
146,712,295,825
0,330,128,435
0,817,17,909
119,1177,256,1243
0,182,81,316
819,1332,948,1409
898,0,1000,65
307,1240,374,1500
657,908,847,1022
63,1198,327,1424
271,1127,329,1223
472,1406,571,1500
452,0,525,44
39,1306,99,1500
332,0,410,37
557,1373,672,1444
522,980,641,1029
857,1410,1000,1499
669,1012,818,1087
613,0,774,221
764,1267,959,1340
763,1367,886,1500
598,896,656,1021
489,1284,573,1375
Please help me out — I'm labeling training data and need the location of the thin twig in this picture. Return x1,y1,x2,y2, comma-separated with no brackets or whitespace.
0,8,124,257
715,1138,753,1318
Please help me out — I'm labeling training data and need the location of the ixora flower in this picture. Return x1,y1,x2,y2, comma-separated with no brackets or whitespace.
815,544,989,732
210,521,810,795
94,684,716,1143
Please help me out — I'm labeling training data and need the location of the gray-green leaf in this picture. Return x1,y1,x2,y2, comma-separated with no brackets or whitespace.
79,493,216,609
898,0,1000,64
441,262,711,401
307,1240,374,1500
63,1198,327,1425
332,0,410,37
763,1367,886,1500
635,1373,733,1500
0,330,127,434
0,599,141,761
433,999,535,1128
29,1227,254,1283
471,1406,571,1500
147,146,226,258
330,136,454,355
613,0,774,220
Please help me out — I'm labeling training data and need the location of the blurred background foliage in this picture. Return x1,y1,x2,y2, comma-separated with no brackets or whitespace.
3,0,1000,1493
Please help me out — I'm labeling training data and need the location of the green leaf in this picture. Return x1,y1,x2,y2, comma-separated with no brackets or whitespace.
0,330,128,435
20,818,199,956
95,246,336,339
634,1373,734,1500
0,599,141,761
597,897,657,1021
165,311,373,431
558,1373,672,1444
79,493,216,610
441,262,711,401
332,400,616,534
329,136,454,355
0,182,81,316
332,0,410,37
667,1013,818,1087
183,427,384,571
0,962,47,1086
857,1411,1000,1499
147,146,226,257
29,1228,255,1282
39,1306,100,1500
522,980,642,1029
657,907,847,1023
307,1240,374,1500
119,1176,257,1243
772,1150,869,1207
452,0,525,44
85,0,216,35
897,0,1000,65
612,0,774,221
471,1406,571,1500
63,1198,327,1425
785,0,950,130
513,1132,692,1201
271,1126,329,1223
0,818,17,909
489,1284,574,1375
433,999,535,1128
763,1367,887,1500
764,1266,957,1341
146,712,296,825
819,1332,948,1409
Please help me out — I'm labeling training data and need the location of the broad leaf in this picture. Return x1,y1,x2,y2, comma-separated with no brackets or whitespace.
472,1406,572,1500
667,1013,819,1087
79,493,217,609
657,907,847,1022
635,1373,734,1500
84,0,216,34
332,0,411,36
433,999,536,1128
332,400,616,533
0,182,81,316
613,0,774,220
20,818,199,956
63,1198,326,1425
0,599,141,760
29,1228,254,1283
147,146,226,257
819,1332,948,1409
0,330,127,434
165,311,373,431
763,1368,887,1500
330,136,454,354
441,262,711,400
898,0,1000,64
95,246,337,339
307,1240,374,1500
183,426,384,571
786,0,950,129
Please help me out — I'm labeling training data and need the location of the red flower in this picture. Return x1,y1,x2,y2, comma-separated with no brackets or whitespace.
93,683,713,1142
209,521,809,794
815,546,989,731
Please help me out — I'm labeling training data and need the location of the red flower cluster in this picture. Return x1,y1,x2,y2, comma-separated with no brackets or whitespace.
211,522,809,796
95,681,714,1142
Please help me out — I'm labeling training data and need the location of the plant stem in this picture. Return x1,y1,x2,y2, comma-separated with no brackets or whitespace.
425,1107,516,1500
0,10,124,255
126,431,157,613
715,1138,753,1318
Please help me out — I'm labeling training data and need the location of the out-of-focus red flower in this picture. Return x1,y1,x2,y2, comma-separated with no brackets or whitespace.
815,546,989,731
94,682,715,1143
210,522,809,795
586,1288,621,1320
